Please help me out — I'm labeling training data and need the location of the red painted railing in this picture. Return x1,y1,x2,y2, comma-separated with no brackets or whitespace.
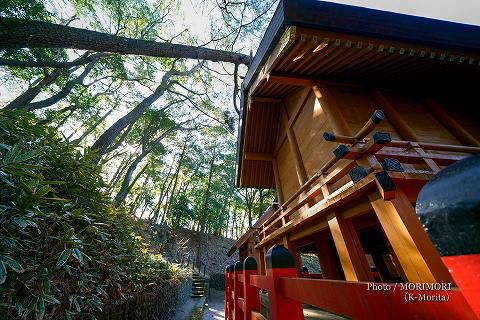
225,247,479,320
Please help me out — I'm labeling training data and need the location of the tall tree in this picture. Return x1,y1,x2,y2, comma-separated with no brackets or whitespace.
90,62,200,160
114,122,183,206
196,147,216,268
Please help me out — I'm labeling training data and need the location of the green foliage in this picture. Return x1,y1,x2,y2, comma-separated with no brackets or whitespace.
0,0,68,81
0,110,184,319
169,194,194,229
0,0,52,20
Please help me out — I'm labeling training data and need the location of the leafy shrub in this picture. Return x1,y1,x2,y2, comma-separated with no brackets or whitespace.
0,110,185,319
208,273,225,291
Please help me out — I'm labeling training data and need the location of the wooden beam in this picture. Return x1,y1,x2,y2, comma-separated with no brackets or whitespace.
250,96,283,104
244,152,274,161
261,161,357,236
289,219,328,241
267,73,315,86
273,91,311,157
272,158,285,205
339,197,373,220
256,176,376,248
315,237,340,279
311,83,352,136
288,90,312,128
369,191,442,283
369,88,418,141
286,127,308,185
284,237,302,274
327,212,372,281
423,97,480,147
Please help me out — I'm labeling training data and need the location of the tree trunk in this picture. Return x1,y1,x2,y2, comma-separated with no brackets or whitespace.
3,52,103,109
114,124,179,206
4,68,64,109
0,18,252,66
23,59,98,111
71,109,113,144
90,70,175,160
162,140,188,221
196,149,215,269
148,157,176,224
258,189,265,218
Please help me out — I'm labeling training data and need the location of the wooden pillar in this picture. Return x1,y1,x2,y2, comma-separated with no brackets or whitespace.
312,83,352,136
369,190,453,283
423,97,480,147
233,262,244,320
243,257,260,320
326,212,372,281
315,238,339,279
272,158,285,204
265,245,304,320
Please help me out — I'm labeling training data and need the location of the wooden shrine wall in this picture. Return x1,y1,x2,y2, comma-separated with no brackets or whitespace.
274,83,480,202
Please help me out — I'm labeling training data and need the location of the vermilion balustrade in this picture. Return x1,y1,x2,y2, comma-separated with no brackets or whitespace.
224,245,479,320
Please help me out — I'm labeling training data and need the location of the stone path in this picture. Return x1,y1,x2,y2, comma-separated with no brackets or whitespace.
173,297,205,320
202,289,225,320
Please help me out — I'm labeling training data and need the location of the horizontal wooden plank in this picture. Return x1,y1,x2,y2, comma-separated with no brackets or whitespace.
244,152,274,161
281,277,476,320
375,150,466,165
267,73,315,86
250,96,283,104
250,275,268,289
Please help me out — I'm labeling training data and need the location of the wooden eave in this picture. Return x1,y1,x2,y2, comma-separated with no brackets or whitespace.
236,0,480,189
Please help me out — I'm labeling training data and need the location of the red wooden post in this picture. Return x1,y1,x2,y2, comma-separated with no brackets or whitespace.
265,244,304,320
225,264,234,320
224,264,233,320
243,256,260,320
234,261,244,320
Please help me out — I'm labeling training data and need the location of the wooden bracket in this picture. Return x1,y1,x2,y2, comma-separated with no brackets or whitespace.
374,171,396,199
